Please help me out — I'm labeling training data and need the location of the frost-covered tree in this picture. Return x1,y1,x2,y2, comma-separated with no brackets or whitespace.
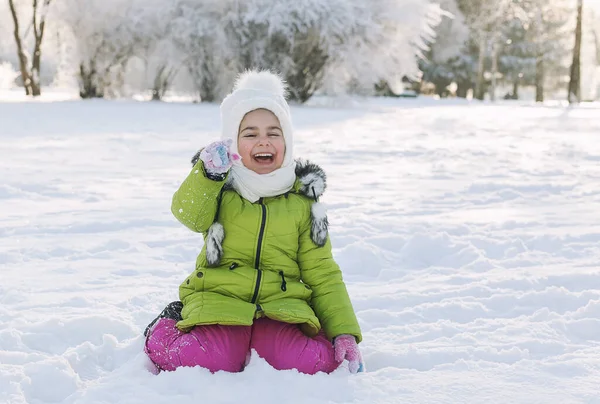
169,0,440,102
227,0,337,102
170,0,238,102
458,0,515,100
56,0,139,98
420,0,472,97
454,0,571,101
498,18,536,99
41,0,440,102
8,0,55,96
318,0,442,97
517,0,573,102
568,0,583,103
127,0,182,100
429,0,470,63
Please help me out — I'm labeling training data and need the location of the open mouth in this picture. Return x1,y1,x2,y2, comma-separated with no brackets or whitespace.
253,153,275,164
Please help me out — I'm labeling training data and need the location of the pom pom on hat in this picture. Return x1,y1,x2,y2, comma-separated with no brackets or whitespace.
233,70,288,98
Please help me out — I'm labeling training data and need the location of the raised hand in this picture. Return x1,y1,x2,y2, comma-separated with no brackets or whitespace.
199,139,241,174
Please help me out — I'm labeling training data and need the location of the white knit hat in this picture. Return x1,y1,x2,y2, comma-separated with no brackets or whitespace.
220,70,294,166
217,70,297,203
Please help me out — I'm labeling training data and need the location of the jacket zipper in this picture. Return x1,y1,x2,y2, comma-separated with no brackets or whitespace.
251,198,267,304
251,270,262,304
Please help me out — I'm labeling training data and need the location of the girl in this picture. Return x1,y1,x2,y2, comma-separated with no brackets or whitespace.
144,70,363,375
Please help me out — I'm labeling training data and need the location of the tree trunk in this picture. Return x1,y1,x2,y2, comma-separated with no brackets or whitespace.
535,55,544,102
490,40,499,102
79,63,103,99
513,79,519,99
286,34,328,103
152,64,177,101
30,5,48,97
592,22,600,66
374,80,396,97
475,34,487,101
568,0,583,104
151,65,167,101
456,80,469,98
9,0,51,97
8,0,32,95
199,63,216,102
31,43,42,96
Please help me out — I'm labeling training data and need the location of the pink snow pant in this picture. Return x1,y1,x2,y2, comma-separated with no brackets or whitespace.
145,317,340,375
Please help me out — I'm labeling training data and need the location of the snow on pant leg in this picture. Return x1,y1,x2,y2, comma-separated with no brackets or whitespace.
250,317,340,375
145,318,252,373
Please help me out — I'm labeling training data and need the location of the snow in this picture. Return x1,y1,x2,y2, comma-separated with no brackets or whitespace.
2,96,600,403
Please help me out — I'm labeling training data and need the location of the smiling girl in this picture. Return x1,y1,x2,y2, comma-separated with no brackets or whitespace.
144,71,363,375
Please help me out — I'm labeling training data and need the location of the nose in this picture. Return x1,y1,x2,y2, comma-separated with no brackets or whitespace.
258,134,271,146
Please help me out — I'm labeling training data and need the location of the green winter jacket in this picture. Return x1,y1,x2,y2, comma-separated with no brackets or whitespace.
171,158,362,343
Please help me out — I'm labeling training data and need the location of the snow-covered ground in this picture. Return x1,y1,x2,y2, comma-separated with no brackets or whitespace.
1,95,600,403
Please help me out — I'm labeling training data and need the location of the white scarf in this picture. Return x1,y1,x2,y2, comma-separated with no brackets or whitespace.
229,158,296,203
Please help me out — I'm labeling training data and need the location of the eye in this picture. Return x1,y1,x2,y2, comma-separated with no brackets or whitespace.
268,133,281,137
243,133,257,138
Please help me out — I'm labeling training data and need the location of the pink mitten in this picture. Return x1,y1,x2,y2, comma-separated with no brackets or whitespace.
199,139,241,174
334,334,364,373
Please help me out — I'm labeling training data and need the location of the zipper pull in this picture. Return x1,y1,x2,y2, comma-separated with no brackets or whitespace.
279,271,287,292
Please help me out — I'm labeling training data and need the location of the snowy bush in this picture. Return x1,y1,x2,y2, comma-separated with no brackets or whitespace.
128,0,183,100
420,0,473,96
170,0,238,102
55,0,139,98
0,62,19,89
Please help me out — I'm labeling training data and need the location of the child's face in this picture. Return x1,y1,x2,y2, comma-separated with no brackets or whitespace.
237,109,286,174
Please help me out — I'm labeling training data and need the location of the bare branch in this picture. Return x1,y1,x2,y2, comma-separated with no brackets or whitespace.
38,0,53,39
8,0,33,95
33,0,39,41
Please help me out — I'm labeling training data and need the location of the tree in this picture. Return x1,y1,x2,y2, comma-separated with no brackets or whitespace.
420,0,473,97
525,0,572,102
320,0,442,97
568,0,583,103
499,18,536,99
42,0,441,102
170,0,237,102
169,0,440,103
230,0,442,101
458,0,511,100
491,0,572,102
128,0,182,101
57,0,138,99
8,0,54,96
